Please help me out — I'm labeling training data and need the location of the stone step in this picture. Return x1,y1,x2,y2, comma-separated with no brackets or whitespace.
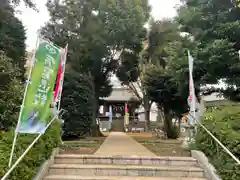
55,154,198,166
44,175,207,180
49,164,204,178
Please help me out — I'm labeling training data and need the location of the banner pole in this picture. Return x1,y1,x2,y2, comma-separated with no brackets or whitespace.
57,44,68,112
8,36,40,168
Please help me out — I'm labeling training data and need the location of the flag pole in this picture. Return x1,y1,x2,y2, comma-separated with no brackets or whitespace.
57,44,68,112
8,35,40,168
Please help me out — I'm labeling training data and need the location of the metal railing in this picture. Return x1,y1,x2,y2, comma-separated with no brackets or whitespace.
188,113,240,165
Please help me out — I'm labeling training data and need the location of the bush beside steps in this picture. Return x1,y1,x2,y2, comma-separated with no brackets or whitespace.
0,120,61,180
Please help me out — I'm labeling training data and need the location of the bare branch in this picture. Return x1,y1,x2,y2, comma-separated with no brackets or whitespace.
136,80,142,90
111,46,125,60
103,47,125,77
128,82,143,101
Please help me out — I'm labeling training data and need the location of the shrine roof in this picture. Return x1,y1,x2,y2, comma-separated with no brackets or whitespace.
101,87,139,102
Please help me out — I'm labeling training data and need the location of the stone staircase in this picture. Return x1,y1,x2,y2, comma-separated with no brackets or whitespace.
43,154,207,180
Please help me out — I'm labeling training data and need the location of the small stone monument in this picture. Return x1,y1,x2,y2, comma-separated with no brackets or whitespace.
181,113,196,149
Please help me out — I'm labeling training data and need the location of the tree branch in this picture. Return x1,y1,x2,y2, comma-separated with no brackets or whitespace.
103,46,125,76
128,82,143,101
136,80,142,90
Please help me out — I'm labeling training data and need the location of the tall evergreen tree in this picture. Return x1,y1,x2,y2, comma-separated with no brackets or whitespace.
0,0,26,74
0,0,27,131
0,52,23,131
176,0,240,100
61,72,94,138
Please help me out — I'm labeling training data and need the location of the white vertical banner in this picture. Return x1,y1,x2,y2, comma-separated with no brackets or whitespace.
187,50,196,120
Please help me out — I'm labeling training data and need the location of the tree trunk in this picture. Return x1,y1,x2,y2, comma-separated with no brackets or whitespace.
144,108,150,128
157,108,164,123
90,77,104,137
91,96,98,137
163,106,173,138
143,96,151,131
91,96,104,137
178,115,181,133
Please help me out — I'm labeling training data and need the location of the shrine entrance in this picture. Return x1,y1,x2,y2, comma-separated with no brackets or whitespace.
98,88,140,132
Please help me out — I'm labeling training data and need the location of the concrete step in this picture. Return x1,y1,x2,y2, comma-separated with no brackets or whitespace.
44,175,207,180
49,164,204,178
55,154,198,166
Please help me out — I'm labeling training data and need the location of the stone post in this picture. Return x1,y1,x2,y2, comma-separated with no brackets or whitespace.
181,123,196,149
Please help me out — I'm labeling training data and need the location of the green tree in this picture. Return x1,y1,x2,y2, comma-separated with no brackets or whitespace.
142,19,200,138
144,65,180,138
8,0,36,9
176,0,240,99
0,0,26,74
0,0,27,131
0,52,23,131
116,38,153,128
116,18,180,128
41,0,150,135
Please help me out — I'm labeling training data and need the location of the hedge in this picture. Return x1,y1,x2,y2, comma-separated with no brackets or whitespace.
192,105,240,180
0,120,61,179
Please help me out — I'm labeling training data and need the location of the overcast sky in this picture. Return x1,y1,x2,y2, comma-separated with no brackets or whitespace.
16,0,181,50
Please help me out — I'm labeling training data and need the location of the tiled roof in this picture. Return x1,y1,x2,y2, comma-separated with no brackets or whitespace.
103,87,226,103
101,87,139,101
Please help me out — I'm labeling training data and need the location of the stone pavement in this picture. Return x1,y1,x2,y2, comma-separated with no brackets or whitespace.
94,132,156,156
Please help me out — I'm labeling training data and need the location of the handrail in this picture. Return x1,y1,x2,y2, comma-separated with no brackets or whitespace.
1,109,65,180
189,113,240,165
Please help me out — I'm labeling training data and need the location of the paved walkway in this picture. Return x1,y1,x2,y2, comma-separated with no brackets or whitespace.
94,132,156,156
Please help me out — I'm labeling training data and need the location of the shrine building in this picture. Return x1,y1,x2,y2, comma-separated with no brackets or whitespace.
98,87,142,131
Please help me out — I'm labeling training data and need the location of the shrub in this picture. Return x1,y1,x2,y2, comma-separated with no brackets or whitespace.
0,120,61,180
192,105,240,180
